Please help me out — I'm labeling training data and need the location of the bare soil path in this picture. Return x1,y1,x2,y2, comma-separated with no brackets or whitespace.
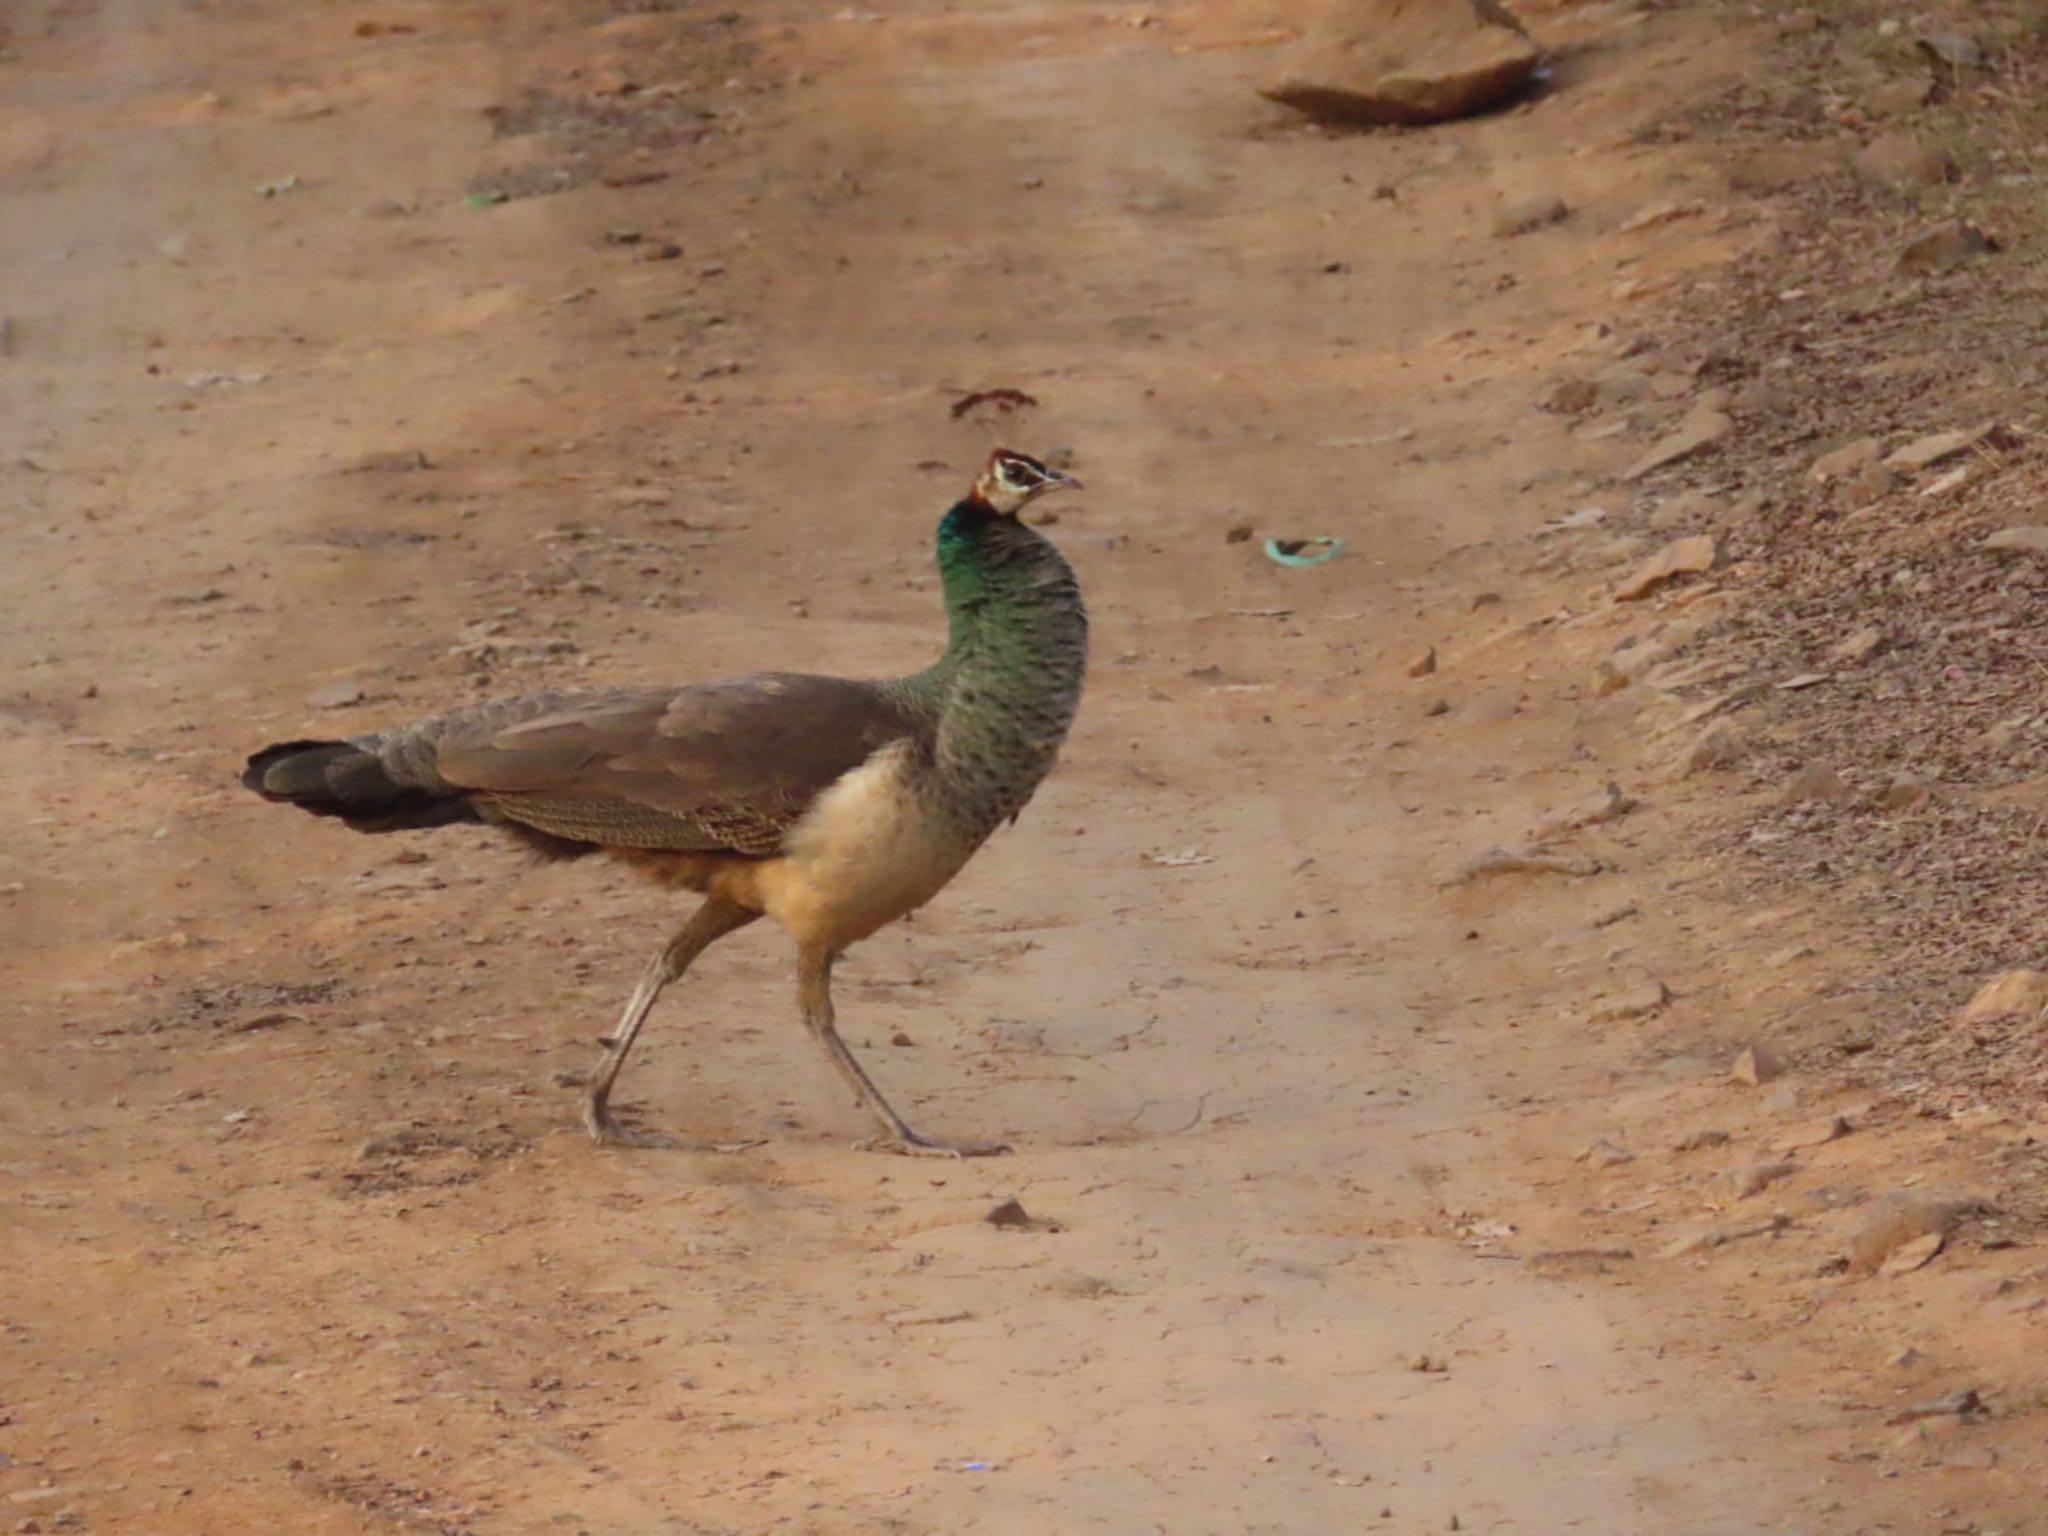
1,2,2022,1532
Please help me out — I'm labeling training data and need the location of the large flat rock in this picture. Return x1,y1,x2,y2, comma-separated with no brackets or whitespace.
1262,0,1542,127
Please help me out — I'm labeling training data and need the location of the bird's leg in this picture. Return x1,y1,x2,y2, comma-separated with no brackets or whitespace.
584,897,759,1149
794,944,1011,1158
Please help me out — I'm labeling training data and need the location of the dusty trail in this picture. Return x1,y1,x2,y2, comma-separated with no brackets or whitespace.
0,2,1981,1533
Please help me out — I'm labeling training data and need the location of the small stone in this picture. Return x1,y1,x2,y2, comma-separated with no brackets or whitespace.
1829,626,1886,664
1659,1227,1720,1259
1808,437,1883,482
1724,1160,1797,1199
1620,407,1732,482
1444,846,1602,885
1896,219,1997,274
1852,132,1954,188
1527,1247,1635,1278
1589,974,1670,1022
1781,762,1853,806
1848,1192,1989,1275
305,680,366,710
1593,635,1670,695
1879,1231,1945,1276
1406,646,1438,678
1881,772,1932,810
1731,1044,1781,1087
883,1306,974,1327
1541,378,1598,415
1039,1271,1117,1299
1673,1128,1731,1153
1862,76,1931,119
1658,1215,1787,1259
1577,1138,1633,1167
1457,691,1518,727
1840,461,1899,508
1425,696,1451,717
1885,426,1988,472
1730,375,1790,415
1918,465,1969,498
1618,199,1704,235
1890,1414,1966,1452
1530,780,1636,840
1982,526,2048,557
1777,1115,1852,1152
1684,722,1746,775
889,1031,915,1047
1614,534,1716,601
1940,1445,1997,1472
983,1196,1032,1236
1225,523,1255,544
1957,970,2048,1023
1891,1387,1982,1424
1494,193,1569,237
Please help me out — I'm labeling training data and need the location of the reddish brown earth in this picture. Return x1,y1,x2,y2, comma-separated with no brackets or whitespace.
2,2,2042,1533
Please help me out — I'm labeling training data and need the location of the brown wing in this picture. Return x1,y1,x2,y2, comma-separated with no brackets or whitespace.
407,674,923,856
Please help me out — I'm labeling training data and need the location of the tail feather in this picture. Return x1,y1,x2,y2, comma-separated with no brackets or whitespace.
243,738,479,833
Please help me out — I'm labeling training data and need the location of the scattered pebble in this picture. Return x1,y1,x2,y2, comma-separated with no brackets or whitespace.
305,680,366,710
1848,1192,1990,1275
1881,772,1933,810
1493,193,1568,237
1983,526,2048,557
1660,1215,1789,1259
986,1197,1057,1231
1780,762,1852,806
1723,1160,1796,1199
1530,780,1636,840
1731,1044,1781,1088
1851,131,1954,188
1684,722,1747,775
1588,973,1669,1022
1808,437,1882,483
1890,1387,1982,1425
1956,969,2047,1023
1540,378,1598,416
1620,406,1732,482
1776,1115,1852,1152
1878,1231,1945,1277
1884,425,1988,472
1896,219,1997,274
1039,1271,1117,1299
1614,535,1716,601
1444,846,1602,885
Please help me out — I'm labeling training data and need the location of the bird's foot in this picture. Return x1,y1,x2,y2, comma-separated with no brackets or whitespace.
860,1130,1013,1159
584,1100,762,1153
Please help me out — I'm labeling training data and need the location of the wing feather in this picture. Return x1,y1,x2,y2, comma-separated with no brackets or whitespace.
413,674,921,855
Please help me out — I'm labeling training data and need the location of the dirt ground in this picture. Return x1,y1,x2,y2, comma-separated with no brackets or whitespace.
3,1,2043,1532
